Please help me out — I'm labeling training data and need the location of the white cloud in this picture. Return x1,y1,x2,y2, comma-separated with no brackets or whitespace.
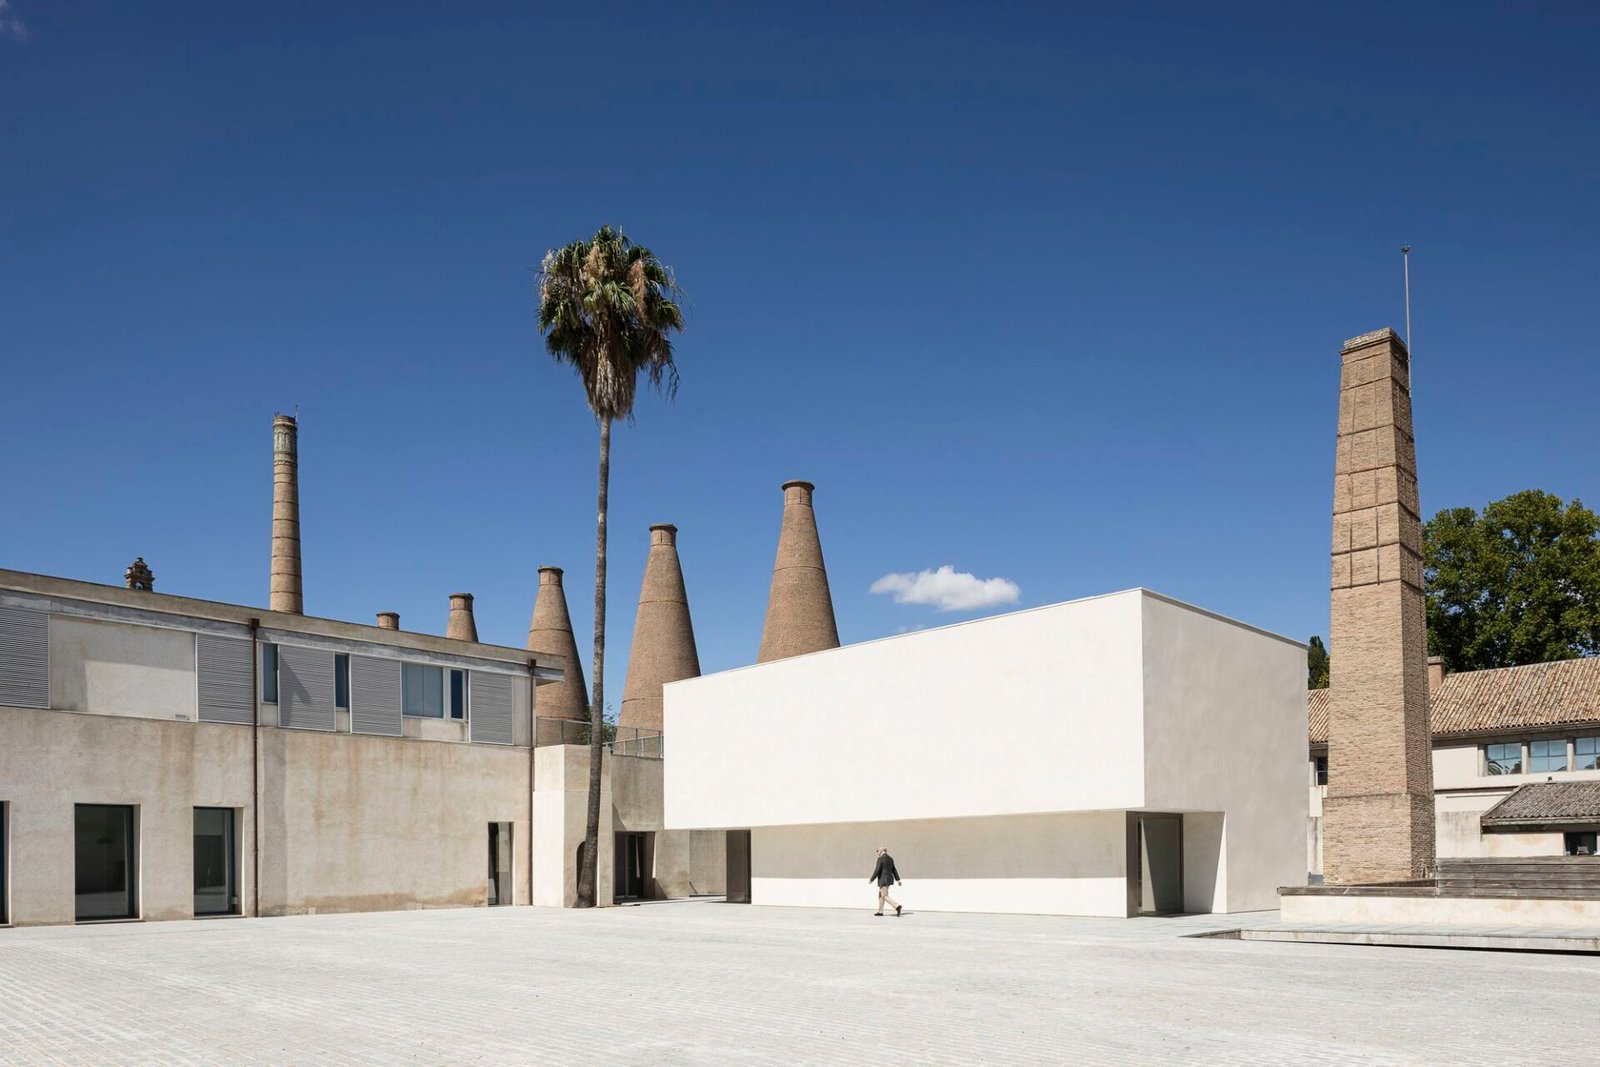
870,566,1021,613
0,1,27,41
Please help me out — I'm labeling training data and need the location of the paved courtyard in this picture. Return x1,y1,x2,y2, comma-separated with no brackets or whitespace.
1,901,1594,1065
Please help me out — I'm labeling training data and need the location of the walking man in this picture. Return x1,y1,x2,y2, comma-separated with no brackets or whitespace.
869,845,902,916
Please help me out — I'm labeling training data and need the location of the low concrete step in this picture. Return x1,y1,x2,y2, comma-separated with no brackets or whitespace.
1234,926,1600,953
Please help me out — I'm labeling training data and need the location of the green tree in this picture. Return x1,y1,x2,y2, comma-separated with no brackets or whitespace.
1425,490,1600,672
1307,635,1330,689
537,226,684,907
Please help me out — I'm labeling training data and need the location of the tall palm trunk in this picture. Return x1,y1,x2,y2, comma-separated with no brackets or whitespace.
576,415,610,907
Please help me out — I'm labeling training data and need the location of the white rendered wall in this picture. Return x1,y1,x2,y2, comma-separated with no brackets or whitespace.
49,616,199,722
750,812,1129,917
665,592,1148,830
1138,595,1308,911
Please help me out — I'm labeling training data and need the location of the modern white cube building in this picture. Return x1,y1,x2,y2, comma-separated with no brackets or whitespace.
664,589,1307,917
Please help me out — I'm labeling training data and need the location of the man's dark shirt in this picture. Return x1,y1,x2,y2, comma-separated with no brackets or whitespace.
870,853,900,887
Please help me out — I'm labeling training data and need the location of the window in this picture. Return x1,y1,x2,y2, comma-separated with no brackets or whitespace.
335,654,350,710
402,663,444,717
261,643,279,703
1577,736,1600,772
193,808,238,916
450,669,467,721
1566,831,1598,857
1314,756,1328,786
1485,742,1522,775
1529,739,1568,774
75,804,136,921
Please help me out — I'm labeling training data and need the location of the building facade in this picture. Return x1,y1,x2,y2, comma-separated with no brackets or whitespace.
666,589,1308,917
1307,655,1600,874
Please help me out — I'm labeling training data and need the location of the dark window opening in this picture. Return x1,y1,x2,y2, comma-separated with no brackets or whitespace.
1,802,8,925
1566,832,1598,857
75,804,136,921
402,663,444,717
261,644,279,703
1314,756,1328,786
450,669,467,721
487,822,513,905
193,808,239,916
334,654,350,710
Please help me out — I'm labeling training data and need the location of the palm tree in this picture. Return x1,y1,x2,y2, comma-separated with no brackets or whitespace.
537,225,684,907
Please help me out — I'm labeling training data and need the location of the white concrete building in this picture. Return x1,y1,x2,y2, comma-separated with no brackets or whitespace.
665,589,1307,917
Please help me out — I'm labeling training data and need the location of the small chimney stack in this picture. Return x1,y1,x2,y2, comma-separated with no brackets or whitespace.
376,612,400,631
124,557,154,591
1427,656,1446,694
269,414,304,614
527,567,589,722
446,593,478,641
758,479,841,662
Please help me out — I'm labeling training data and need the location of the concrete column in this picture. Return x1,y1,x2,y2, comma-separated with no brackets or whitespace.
376,612,400,631
620,524,701,733
1323,328,1436,884
527,567,588,722
757,480,840,663
269,415,303,614
446,593,478,642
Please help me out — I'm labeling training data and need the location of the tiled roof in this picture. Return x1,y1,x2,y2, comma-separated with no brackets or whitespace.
1481,781,1600,827
1306,656,1600,744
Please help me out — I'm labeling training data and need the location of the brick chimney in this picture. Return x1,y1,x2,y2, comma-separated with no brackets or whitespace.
620,524,701,733
757,480,840,663
269,414,304,614
527,567,588,722
1427,656,1446,694
124,557,154,591
376,612,400,631
446,593,478,641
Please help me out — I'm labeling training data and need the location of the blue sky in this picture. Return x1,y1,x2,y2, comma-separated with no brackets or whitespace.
3,2,1597,706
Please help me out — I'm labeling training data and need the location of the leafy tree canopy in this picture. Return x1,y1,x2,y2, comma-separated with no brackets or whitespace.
1425,490,1600,672
1307,635,1330,689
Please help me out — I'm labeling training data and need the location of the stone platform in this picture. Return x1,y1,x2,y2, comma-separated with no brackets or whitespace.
1279,858,1600,929
1222,921,1600,954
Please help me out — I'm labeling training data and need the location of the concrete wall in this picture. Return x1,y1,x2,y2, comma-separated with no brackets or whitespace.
50,616,198,723
1139,595,1308,911
611,754,724,898
0,706,254,925
750,812,1130,917
665,591,1149,830
257,728,530,915
531,745,613,908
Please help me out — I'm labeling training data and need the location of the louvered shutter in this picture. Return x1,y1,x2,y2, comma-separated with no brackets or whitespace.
350,655,402,736
279,645,336,731
0,606,49,709
470,672,515,745
196,634,253,724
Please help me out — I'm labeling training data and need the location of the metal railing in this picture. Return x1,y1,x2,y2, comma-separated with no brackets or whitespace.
534,716,663,759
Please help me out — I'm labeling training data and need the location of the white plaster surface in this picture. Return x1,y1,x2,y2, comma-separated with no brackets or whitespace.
1280,892,1600,927
48,616,197,722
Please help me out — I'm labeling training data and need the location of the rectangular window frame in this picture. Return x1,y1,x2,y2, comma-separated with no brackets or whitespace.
402,662,445,718
1484,742,1523,776
193,807,239,917
449,669,468,722
334,654,350,710
1314,756,1329,787
75,803,138,923
1576,735,1600,772
1528,738,1569,774
261,643,279,704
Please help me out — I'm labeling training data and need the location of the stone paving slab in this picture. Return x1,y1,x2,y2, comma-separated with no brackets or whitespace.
1,902,1596,1065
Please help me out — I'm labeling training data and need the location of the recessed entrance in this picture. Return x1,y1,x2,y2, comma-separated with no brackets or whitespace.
76,804,137,921
487,822,513,906
193,807,238,916
614,832,651,901
1129,813,1184,916
725,829,751,904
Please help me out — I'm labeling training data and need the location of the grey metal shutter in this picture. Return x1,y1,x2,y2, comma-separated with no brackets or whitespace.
470,672,515,745
196,634,253,724
279,645,336,732
350,655,402,736
0,606,49,709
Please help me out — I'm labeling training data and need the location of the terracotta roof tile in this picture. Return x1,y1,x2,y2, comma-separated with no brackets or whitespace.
1306,656,1600,743
1481,781,1600,826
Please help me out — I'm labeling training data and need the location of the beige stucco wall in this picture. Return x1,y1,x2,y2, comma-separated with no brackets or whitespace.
49,616,198,722
0,706,254,925
531,745,613,908
750,811,1130,916
1281,891,1600,927
256,728,530,915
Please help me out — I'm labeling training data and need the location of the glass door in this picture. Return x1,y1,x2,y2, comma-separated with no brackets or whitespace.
193,808,237,915
75,805,136,921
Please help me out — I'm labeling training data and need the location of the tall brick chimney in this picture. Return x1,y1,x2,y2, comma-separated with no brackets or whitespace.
269,414,303,614
446,593,478,642
527,567,588,722
1323,328,1436,884
620,524,701,733
376,612,400,630
758,480,840,662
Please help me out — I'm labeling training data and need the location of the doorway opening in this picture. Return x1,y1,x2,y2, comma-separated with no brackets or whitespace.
193,807,238,916
487,822,513,905
1128,813,1184,916
76,804,137,921
614,832,652,901
725,829,751,904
